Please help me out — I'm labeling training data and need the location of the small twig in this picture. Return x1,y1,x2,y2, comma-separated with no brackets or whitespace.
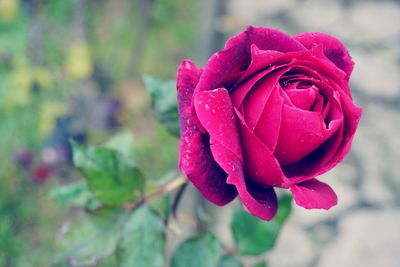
124,175,187,212
171,182,188,218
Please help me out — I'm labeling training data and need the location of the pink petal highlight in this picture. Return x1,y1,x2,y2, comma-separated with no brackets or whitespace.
194,88,242,160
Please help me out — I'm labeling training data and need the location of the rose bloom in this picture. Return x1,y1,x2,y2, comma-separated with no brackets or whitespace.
177,26,362,220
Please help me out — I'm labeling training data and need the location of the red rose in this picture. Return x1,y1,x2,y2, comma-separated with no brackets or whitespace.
177,26,362,220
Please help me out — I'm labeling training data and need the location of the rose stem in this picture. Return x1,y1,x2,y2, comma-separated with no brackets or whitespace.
124,175,187,212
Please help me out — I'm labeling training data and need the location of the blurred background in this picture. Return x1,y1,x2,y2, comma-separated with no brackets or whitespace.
0,0,399,266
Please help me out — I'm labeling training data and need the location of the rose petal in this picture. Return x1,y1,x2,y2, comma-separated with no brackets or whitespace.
245,26,306,53
235,108,286,188
193,87,278,220
231,68,273,109
291,90,361,181
194,32,249,93
253,84,284,151
194,88,242,160
177,60,237,205
282,90,358,182
212,143,278,221
237,45,288,83
290,178,337,209
326,90,362,167
275,105,342,166
177,60,203,125
283,124,344,184
284,86,319,110
242,68,288,130
313,95,324,113
195,27,306,94
293,32,354,80
290,58,345,83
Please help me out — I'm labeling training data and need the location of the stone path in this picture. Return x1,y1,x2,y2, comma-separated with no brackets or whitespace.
221,0,400,266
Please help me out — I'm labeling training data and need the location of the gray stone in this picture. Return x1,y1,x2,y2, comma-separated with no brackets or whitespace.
349,1,400,45
268,219,315,267
288,0,344,33
228,0,296,20
317,209,400,267
353,104,400,205
351,48,400,98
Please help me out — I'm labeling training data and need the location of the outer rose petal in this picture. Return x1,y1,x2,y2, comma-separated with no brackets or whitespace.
290,178,337,209
293,32,354,80
177,60,237,205
322,90,363,169
244,26,306,53
195,26,306,93
194,88,278,220
212,143,278,221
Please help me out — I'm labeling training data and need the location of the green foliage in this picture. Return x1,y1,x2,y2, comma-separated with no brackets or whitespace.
0,0,198,266
143,75,180,137
104,131,137,160
49,180,101,210
171,232,222,267
54,210,124,266
148,195,171,220
231,195,293,256
117,206,166,267
71,141,144,206
53,205,166,266
217,256,244,267
252,261,268,267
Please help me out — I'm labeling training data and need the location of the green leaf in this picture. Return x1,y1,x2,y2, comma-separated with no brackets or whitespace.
148,195,170,220
143,75,179,137
252,261,268,267
104,131,137,160
49,181,101,210
117,206,166,267
71,141,144,206
217,256,244,267
54,210,125,266
231,194,292,255
171,232,222,267
275,194,292,222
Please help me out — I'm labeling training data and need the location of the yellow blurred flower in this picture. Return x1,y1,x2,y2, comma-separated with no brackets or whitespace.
39,102,67,136
65,42,93,80
5,67,33,107
34,67,53,89
0,0,19,23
